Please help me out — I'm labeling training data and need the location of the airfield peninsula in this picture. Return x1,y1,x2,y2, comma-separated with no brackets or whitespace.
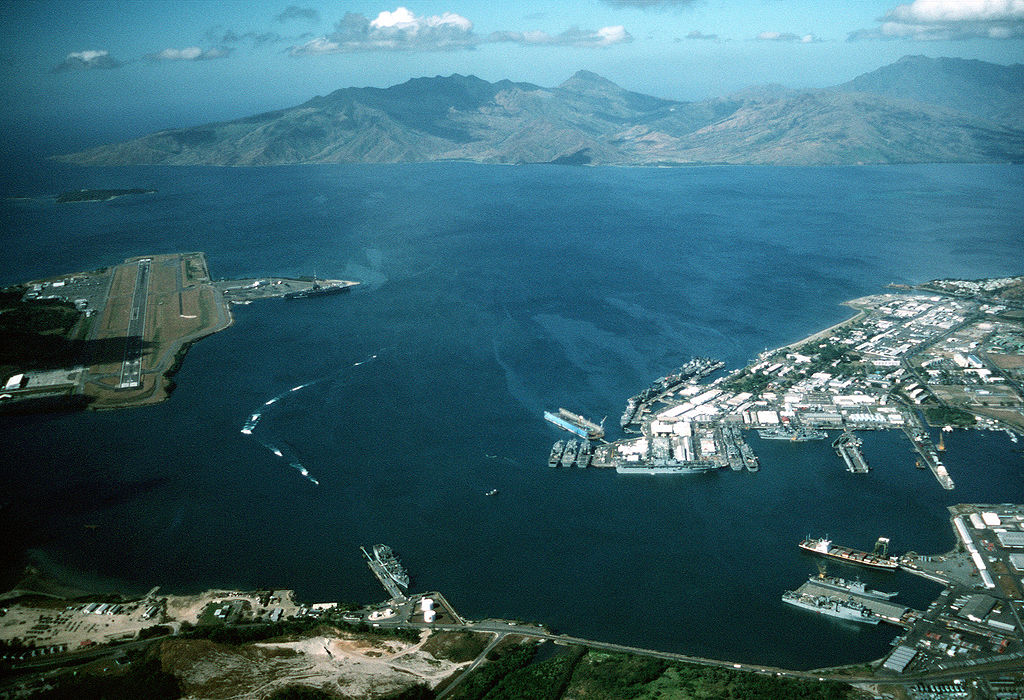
0,252,357,411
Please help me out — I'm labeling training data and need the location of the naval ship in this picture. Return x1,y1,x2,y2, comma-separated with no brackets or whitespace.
620,357,724,427
370,544,410,589
757,426,828,441
809,574,897,600
782,590,880,624
283,275,354,299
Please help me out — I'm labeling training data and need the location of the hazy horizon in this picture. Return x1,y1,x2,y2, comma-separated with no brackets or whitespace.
2,0,1023,158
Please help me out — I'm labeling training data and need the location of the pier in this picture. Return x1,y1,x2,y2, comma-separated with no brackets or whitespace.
902,423,955,490
833,432,869,473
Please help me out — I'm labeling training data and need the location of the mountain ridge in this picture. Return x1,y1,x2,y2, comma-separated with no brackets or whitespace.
56,56,1024,167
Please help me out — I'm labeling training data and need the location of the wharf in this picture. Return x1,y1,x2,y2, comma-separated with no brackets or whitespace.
794,580,914,626
360,547,407,602
833,432,870,473
902,424,955,490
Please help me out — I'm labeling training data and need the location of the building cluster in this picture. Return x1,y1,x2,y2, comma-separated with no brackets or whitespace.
886,505,1024,678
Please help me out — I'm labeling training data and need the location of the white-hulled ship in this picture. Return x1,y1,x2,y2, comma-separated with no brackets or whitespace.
782,591,880,624
799,536,899,572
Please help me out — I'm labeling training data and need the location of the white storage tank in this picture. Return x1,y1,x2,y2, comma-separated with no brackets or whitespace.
424,608,437,623
420,598,434,612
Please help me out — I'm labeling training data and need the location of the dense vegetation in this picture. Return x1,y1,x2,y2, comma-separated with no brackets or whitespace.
442,646,856,700
566,652,855,700
444,642,537,700
421,631,491,663
23,659,182,700
924,406,977,427
179,617,420,645
0,291,82,373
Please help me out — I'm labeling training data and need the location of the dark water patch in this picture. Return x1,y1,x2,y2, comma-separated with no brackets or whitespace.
0,161,1022,670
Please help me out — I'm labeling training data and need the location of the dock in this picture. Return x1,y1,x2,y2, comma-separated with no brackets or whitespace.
902,424,955,490
793,579,915,626
360,547,407,602
833,432,869,473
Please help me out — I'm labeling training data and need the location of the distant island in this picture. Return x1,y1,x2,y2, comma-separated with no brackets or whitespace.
55,188,156,203
55,56,1024,167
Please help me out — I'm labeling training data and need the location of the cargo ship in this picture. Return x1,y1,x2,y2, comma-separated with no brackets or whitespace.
544,408,605,441
799,536,899,572
782,590,880,625
809,574,897,600
370,544,409,589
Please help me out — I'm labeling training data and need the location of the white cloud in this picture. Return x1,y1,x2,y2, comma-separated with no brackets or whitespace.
488,25,633,47
290,36,341,55
891,0,1024,23
290,7,477,54
850,0,1024,40
756,31,820,43
52,49,123,72
149,46,233,61
289,7,633,54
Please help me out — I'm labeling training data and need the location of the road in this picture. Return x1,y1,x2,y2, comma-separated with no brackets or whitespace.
372,617,1022,687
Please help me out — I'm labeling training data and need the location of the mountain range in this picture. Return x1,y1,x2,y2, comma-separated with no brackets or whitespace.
57,56,1024,167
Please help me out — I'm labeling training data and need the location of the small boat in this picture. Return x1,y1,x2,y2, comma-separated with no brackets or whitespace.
485,489,499,496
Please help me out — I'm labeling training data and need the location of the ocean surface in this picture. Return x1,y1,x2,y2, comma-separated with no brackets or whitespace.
1,162,1023,670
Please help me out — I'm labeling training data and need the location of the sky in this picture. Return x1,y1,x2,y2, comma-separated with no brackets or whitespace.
1,0,1023,155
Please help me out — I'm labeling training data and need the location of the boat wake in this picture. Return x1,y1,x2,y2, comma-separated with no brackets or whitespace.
239,351,382,485
484,453,519,466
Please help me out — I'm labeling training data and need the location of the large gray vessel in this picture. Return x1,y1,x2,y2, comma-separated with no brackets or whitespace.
782,590,880,625
369,544,409,589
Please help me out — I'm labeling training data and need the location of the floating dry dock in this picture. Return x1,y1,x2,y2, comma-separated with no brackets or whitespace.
544,408,605,441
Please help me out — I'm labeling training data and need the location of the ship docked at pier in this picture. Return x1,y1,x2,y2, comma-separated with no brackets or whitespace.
799,536,899,572
782,590,880,625
283,276,356,299
364,544,409,590
620,357,724,427
809,574,897,600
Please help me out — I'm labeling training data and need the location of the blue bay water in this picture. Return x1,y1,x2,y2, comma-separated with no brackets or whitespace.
1,162,1023,669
